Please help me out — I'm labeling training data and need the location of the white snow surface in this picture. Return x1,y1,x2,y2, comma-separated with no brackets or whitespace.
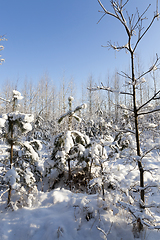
4,168,20,189
0,189,132,240
0,117,6,128
23,122,32,132
0,187,159,240
1,132,160,239
64,131,74,153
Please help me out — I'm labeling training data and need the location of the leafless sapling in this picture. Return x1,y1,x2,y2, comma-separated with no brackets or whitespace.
91,0,160,205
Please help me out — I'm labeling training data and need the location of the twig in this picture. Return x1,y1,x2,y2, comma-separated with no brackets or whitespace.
0,188,10,198
96,222,113,239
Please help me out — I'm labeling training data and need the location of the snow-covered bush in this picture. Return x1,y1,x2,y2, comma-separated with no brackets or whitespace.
0,90,38,207
50,130,90,190
49,97,90,190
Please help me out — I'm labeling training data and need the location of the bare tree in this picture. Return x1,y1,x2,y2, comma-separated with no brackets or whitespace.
91,0,160,205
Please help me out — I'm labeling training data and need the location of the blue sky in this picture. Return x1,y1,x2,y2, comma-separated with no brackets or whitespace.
0,0,160,92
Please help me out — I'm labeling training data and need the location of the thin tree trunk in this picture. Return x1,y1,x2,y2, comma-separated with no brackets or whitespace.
8,122,14,205
68,159,72,191
131,52,144,204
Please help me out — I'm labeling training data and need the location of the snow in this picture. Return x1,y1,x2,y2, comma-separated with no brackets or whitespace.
0,187,159,240
12,90,23,100
0,118,6,128
4,168,20,189
0,89,160,239
23,122,32,131
0,142,160,239
68,96,74,102
23,141,39,161
0,189,133,240
64,131,74,153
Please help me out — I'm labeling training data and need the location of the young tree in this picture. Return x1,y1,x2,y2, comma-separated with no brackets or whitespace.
51,97,89,190
92,0,160,205
0,90,34,206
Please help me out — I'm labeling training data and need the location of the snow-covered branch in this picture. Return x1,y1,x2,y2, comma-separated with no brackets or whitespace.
96,222,113,239
88,82,133,96
118,201,160,230
57,97,87,130
0,97,10,103
102,40,129,52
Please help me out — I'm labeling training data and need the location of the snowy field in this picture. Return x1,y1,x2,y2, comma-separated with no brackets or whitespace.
0,187,160,240
0,141,160,240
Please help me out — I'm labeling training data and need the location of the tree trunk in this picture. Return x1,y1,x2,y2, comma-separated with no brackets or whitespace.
8,122,14,205
68,159,72,191
131,52,144,204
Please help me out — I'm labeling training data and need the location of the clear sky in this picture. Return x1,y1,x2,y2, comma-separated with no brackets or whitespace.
0,0,160,92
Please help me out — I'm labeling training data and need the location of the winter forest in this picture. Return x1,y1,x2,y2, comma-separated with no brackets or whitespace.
1,1,160,240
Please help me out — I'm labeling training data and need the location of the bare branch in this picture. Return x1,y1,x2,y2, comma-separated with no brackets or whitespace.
88,82,133,96
0,188,10,198
154,96,160,100
132,4,151,31
102,40,129,52
122,0,130,9
136,54,160,82
118,71,132,80
138,106,160,116
137,90,160,112
97,0,118,19
97,222,113,239
97,12,107,24
156,0,159,17
133,12,159,52
140,145,160,160
97,0,130,37
117,103,134,113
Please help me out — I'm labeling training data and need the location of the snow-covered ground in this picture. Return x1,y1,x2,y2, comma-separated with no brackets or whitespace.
0,189,139,240
0,112,160,240
0,144,160,239
0,187,160,240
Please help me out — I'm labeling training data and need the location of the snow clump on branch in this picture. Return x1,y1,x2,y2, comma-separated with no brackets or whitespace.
12,90,23,100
